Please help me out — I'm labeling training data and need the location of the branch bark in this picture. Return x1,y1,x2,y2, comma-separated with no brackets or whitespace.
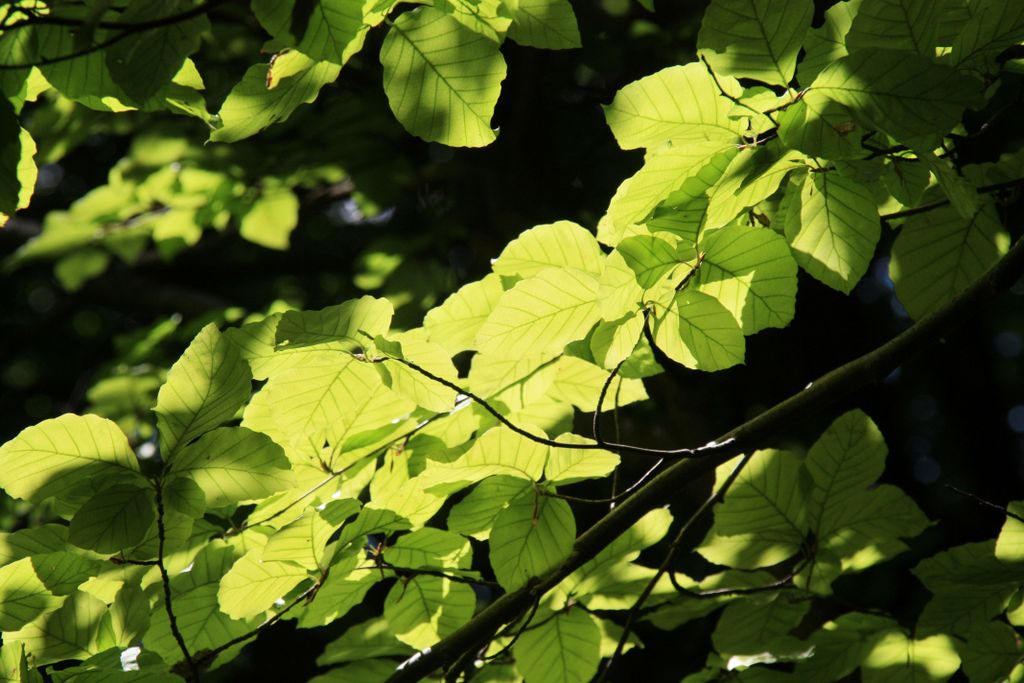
386,234,1024,682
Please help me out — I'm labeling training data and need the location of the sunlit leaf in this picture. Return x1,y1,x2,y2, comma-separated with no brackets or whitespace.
513,608,601,683
490,488,575,590
155,324,252,456
651,288,745,371
0,414,140,507
381,6,507,147
504,0,581,49
604,63,745,150
890,202,1009,320
697,0,813,86
787,170,879,294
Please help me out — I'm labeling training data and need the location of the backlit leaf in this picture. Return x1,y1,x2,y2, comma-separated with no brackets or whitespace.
890,202,1009,320
381,7,507,147
476,267,601,359
155,323,252,456
490,488,575,590
252,0,371,65
604,63,745,150
697,0,813,86
218,549,310,620
504,0,581,49
651,288,745,371
68,483,155,554
787,170,880,293
513,608,601,683
491,221,604,279
168,427,293,507
0,414,140,506
383,576,475,649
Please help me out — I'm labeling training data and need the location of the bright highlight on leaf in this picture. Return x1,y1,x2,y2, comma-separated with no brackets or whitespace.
381,7,508,147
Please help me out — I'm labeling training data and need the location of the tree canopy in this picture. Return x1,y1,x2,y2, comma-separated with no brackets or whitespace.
1,0,1024,682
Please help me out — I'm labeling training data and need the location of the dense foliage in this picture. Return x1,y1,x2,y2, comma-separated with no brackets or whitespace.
1,0,1024,682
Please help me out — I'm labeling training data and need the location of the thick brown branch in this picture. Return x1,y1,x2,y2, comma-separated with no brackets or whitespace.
386,235,1024,682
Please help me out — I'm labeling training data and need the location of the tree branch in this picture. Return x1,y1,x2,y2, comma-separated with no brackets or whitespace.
155,481,200,683
386,234,1024,682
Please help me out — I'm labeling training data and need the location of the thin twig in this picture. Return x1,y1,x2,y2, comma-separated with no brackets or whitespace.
383,355,719,459
700,55,778,126
945,484,1024,523
593,360,625,444
155,481,199,683
542,458,665,504
881,176,1024,221
596,453,753,682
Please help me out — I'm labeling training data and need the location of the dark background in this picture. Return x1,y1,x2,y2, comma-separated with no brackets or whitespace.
2,1,1023,680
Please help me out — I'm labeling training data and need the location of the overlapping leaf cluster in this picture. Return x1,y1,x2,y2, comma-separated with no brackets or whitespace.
1,0,1024,681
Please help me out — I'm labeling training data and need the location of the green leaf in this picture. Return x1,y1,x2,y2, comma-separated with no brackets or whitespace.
105,0,209,102
811,49,982,144
704,144,806,231
590,312,645,368
218,549,310,620
476,267,601,358
490,488,575,590
6,591,107,666
777,90,865,160
374,333,459,412
890,203,1009,320
385,528,472,570
696,223,798,334
0,525,70,565
699,449,807,568
794,613,896,681
950,0,1024,72
996,502,1024,562
651,288,745,371
504,0,581,49
252,0,371,65
862,631,960,683
317,616,413,666
68,483,155,554
438,0,513,43
512,608,601,683
804,410,886,538
599,140,738,246
919,150,979,218
617,234,682,290
492,221,604,279
163,475,206,518
210,57,341,143
239,183,300,250
424,273,505,355
296,554,379,628
787,170,880,294
168,427,293,508
845,0,942,55
961,620,1024,683
383,576,475,649
447,475,532,540
697,0,814,86
914,542,1024,637
380,6,507,147
155,323,252,456
103,583,150,650
712,594,810,656
276,295,394,356
145,542,257,661
603,63,746,150
796,0,858,85
0,557,66,631
417,426,548,494
546,356,648,412
261,508,336,570
0,98,37,224
544,434,620,485
0,413,140,506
